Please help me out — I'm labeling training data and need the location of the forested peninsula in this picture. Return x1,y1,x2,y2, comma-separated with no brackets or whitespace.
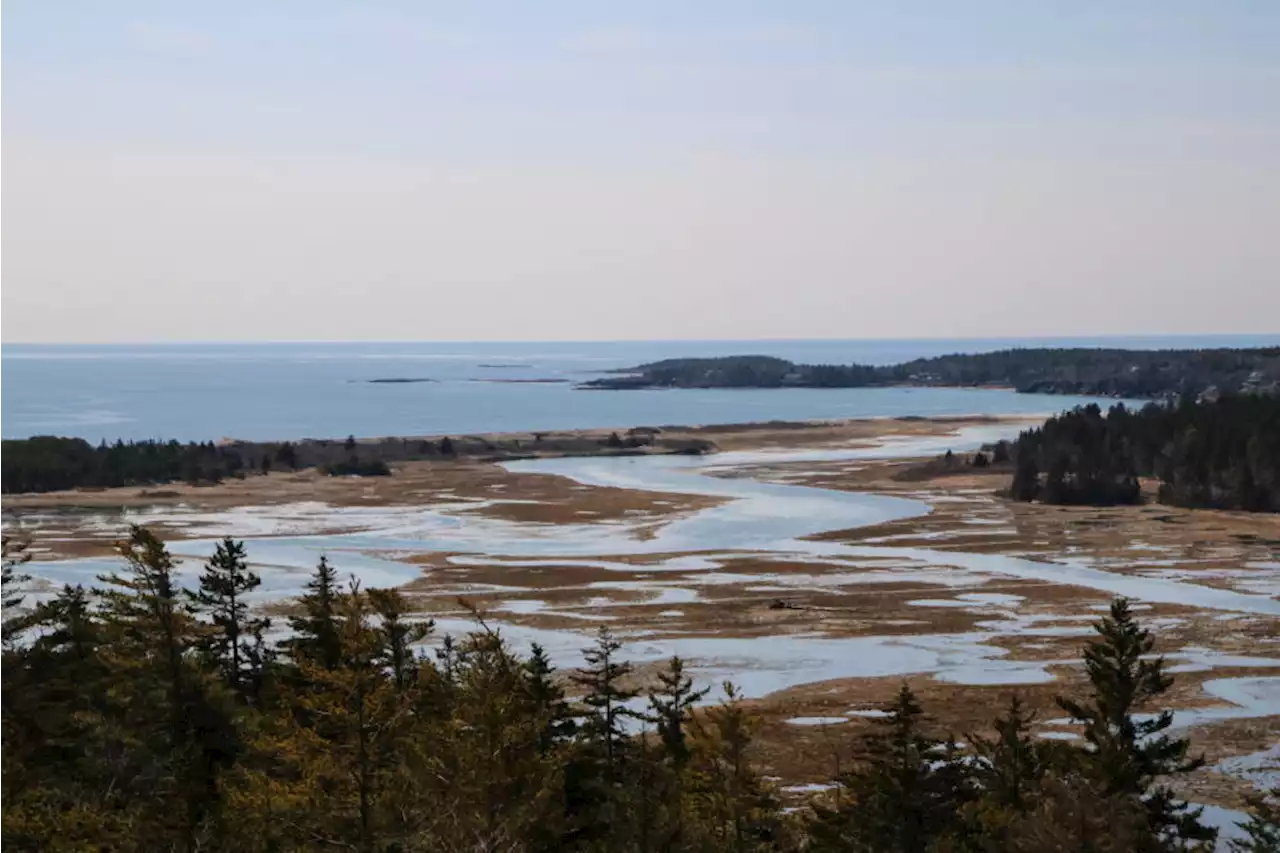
582,347,1280,398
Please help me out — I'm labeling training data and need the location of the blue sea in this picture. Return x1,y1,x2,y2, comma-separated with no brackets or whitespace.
3,335,1276,442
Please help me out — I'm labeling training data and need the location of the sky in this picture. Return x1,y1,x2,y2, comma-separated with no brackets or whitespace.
3,2,1279,343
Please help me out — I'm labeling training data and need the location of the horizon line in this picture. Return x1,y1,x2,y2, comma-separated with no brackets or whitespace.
4,332,1280,348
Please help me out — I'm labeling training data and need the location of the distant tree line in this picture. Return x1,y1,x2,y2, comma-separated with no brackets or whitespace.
322,458,392,477
1,428,709,495
586,347,1280,398
4,531,1275,852
1010,395,1280,511
0,437,254,493
0,435,464,494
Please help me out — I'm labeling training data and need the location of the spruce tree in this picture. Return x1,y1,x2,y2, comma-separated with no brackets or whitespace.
1003,775,1149,853
276,441,298,470
648,655,709,771
958,694,1050,849
969,694,1047,814
2,535,32,644
367,586,431,691
1010,453,1039,502
1230,788,1280,853
98,526,239,852
445,629,567,852
287,555,343,670
647,656,710,850
524,642,576,754
188,537,270,701
572,626,640,781
1056,597,1215,850
0,532,31,835
811,682,965,853
689,682,785,852
231,586,420,852
565,626,641,848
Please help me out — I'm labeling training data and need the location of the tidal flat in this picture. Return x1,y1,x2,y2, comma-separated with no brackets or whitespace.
5,415,1278,812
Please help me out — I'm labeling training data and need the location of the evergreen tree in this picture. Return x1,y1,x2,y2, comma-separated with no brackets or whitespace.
524,642,576,754
1002,775,1149,853
97,526,240,852
1010,396,1279,511
649,655,709,771
367,586,431,691
230,586,421,852
1056,597,1214,851
275,441,298,470
572,626,639,781
957,694,1051,849
647,656,710,849
31,584,101,663
1230,788,1280,853
991,440,1011,465
287,555,342,670
1011,452,1039,502
188,537,270,701
443,628,568,852
969,694,1048,814
565,626,641,848
0,532,32,835
689,682,786,852
811,682,966,853
2,535,32,644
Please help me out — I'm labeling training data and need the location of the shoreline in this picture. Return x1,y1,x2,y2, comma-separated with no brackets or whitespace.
1,415,1027,564
2,414,1032,507
4,411,1276,812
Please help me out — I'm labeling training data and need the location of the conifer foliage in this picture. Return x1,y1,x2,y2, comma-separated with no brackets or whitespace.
189,537,271,701
2,529,1263,852
1011,396,1280,511
810,683,969,853
1056,598,1214,850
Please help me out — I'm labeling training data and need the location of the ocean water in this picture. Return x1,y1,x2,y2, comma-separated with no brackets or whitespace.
3,335,1276,442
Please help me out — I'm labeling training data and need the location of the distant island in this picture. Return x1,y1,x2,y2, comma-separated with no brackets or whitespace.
580,347,1280,399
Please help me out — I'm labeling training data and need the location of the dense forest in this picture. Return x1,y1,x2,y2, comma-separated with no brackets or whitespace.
0,435,445,494
1010,395,1280,512
584,347,1280,397
1,436,257,493
3,531,1277,852
1,430,714,495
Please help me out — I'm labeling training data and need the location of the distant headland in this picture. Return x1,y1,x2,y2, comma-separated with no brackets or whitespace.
579,347,1280,399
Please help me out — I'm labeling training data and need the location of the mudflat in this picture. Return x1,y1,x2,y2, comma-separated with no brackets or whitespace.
5,414,1277,812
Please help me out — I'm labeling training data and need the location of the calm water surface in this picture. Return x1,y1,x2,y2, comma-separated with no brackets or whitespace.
4,335,1276,441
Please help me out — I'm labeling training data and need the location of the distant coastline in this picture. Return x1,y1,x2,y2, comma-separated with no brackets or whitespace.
8,338,1278,445
580,347,1280,399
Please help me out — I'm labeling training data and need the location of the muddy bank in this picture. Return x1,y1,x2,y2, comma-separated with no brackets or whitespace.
5,413,1278,812
1,415,1011,513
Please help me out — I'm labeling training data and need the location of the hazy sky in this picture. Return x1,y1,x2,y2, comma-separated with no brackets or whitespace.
4,2,1279,343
